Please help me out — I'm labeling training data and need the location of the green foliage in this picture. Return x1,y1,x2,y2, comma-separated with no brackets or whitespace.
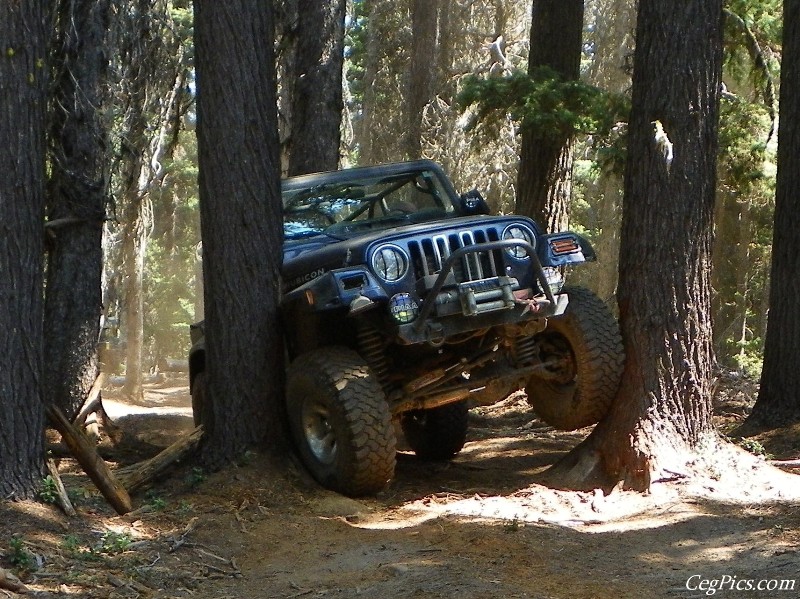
38,475,59,504
344,0,369,105
143,132,201,363
145,489,167,511
60,534,104,562
185,467,206,488
457,68,629,140
738,438,772,459
730,336,765,379
503,518,522,532
8,536,35,571
723,1,781,136
718,98,772,189
725,0,781,50
713,95,774,372
97,531,132,555
62,534,81,553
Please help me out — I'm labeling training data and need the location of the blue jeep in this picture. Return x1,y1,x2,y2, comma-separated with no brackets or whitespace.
189,160,623,496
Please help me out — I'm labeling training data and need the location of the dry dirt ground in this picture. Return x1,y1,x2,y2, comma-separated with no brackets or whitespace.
2,374,799,599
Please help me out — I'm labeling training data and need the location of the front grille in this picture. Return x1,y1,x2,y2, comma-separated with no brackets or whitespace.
408,228,502,285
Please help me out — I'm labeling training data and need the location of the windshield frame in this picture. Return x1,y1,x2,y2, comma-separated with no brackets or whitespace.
281,160,461,241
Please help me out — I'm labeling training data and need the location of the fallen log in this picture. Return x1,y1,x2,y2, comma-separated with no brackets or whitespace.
117,426,204,494
45,404,132,515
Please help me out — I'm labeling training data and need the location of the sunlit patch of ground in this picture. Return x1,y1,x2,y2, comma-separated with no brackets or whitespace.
2,372,798,598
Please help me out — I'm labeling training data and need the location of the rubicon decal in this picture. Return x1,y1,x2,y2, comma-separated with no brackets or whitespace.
288,268,325,289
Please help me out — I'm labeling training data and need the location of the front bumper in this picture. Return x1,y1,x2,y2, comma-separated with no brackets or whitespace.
397,291,568,345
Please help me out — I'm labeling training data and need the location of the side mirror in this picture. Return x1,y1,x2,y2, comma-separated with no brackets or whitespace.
459,189,491,215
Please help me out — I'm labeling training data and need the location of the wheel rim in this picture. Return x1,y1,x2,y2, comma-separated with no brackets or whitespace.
301,397,337,465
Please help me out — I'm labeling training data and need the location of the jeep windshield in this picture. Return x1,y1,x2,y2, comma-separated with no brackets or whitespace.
282,164,458,241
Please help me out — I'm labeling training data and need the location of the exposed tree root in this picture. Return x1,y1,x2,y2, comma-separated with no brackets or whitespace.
538,436,617,492
541,426,800,504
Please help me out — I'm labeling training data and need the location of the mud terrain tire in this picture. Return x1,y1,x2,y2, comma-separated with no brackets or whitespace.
526,286,624,430
286,347,396,496
400,401,469,460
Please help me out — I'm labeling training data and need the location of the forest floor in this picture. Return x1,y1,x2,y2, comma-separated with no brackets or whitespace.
1,372,799,599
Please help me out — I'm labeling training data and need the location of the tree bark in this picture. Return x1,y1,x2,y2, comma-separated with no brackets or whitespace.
0,0,48,500
194,0,287,467
516,0,584,231
548,0,724,490
115,1,156,401
746,0,800,427
119,166,149,401
356,1,383,165
44,0,111,419
405,0,439,160
287,0,346,176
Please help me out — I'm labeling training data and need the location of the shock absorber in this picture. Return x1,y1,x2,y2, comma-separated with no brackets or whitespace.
357,323,390,389
511,335,538,367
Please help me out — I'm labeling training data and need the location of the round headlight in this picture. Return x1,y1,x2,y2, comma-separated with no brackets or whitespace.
371,244,409,282
502,223,536,259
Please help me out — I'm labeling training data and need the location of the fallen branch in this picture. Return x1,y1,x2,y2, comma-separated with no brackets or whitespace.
71,372,123,445
168,516,199,552
45,404,132,515
116,426,203,494
72,373,107,428
46,459,76,517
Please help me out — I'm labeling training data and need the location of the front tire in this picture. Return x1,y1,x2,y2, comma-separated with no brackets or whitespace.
286,347,396,496
400,401,469,460
526,286,624,430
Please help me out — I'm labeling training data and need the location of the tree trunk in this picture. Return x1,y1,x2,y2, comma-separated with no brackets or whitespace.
405,0,439,160
45,0,111,419
287,0,346,176
581,0,635,302
120,204,149,401
194,0,287,467
592,171,623,304
549,0,724,491
275,0,298,174
711,190,746,358
516,0,584,231
356,2,383,165
0,0,48,499
746,0,800,427
111,1,183,399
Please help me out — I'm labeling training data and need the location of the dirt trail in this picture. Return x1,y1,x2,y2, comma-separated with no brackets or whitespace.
1,376,799,599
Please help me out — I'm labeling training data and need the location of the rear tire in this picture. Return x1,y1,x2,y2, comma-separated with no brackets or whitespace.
526,286,624,430
400,400,469,460
286,347,396,496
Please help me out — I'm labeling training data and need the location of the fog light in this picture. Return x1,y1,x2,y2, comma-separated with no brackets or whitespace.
389,293,419,323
